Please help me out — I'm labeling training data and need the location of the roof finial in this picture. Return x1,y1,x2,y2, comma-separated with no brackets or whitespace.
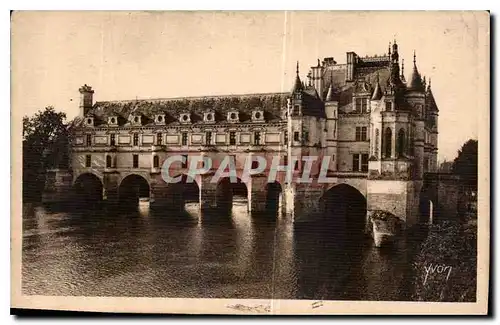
296,61,299,75
413,50,416,65
388,42,391,56
317,58,321,67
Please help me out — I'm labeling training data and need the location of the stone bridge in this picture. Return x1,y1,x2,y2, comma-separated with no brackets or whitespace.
42,167,466,238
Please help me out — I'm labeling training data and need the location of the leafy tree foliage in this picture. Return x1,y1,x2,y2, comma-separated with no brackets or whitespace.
23,107,69,202
451,139,478,191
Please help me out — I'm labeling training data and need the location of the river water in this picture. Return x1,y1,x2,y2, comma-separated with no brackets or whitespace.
22,201,421,300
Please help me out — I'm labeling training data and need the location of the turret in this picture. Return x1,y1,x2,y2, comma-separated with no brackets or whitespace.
400,59,406,83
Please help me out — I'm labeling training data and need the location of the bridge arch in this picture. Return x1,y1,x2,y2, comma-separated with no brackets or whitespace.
419,186,437,225
265,181,283,218
73,173,103,206
216,177,249,216
118,174,150,208
319,183,367,241
166,174,201,212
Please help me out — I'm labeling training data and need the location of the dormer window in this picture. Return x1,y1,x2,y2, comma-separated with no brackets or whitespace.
131,115,142,125
227,111,239,123
355,98,368,113
204,112,215,123
85,117,94,127
386,101,393,112
108,116,118,126
252,110,264,122
180,113,191,124
156,114,166,125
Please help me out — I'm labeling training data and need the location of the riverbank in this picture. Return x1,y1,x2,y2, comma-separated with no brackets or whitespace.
411,219,477,302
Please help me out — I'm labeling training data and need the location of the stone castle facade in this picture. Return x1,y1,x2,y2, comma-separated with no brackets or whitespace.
44,41,440,228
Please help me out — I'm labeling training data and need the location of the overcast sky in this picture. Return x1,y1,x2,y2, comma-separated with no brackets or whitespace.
12,11,487,162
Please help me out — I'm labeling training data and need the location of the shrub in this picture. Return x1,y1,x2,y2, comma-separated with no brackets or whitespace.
412,221,477,301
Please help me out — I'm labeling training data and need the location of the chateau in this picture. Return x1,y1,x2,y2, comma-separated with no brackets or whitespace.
44,41,447,230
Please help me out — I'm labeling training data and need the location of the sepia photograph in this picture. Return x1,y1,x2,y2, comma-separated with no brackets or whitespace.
10,10,490,315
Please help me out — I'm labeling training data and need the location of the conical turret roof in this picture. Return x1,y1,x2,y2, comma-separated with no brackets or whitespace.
291,61,304,94
325,82,335,102
426,79,439,112
409,51,425,92
371,73,383,100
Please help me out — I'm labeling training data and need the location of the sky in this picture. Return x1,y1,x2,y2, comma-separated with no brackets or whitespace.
11,11,488,162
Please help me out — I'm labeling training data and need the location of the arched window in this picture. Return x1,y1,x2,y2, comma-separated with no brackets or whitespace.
106,155,112,168
384,127,392,158
153,155,159,168
397,128,405,158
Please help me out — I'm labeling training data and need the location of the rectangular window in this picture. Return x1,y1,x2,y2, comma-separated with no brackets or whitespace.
182,155,188,168
284,155,288,166
361,153,369,172
254,131,261,145
294,131,300,142
153,155,159,168
157,132,162,145
106,155,112,168
206,132,212,145
294,105,300,114
133,133,139,146
229,132,236,145
133,154,139,168
355,98,362,112
85,154,91,167
386,101,392,111
352,154,360,172
110,134,116,146
284,131,288,143
86,134,92,146
356,126,368,141
181,132,188,146
361,99,367,113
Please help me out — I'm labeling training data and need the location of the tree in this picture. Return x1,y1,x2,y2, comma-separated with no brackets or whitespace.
23,107,69,202
451,139,478,191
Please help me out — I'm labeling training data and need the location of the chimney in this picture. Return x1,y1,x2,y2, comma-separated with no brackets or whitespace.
79,84,94,117
346,52,357,82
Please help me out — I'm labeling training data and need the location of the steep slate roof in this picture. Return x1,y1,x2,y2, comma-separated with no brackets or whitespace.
322,60,393,110
85,93,289,127
408,53,425,92
426,80,439,112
